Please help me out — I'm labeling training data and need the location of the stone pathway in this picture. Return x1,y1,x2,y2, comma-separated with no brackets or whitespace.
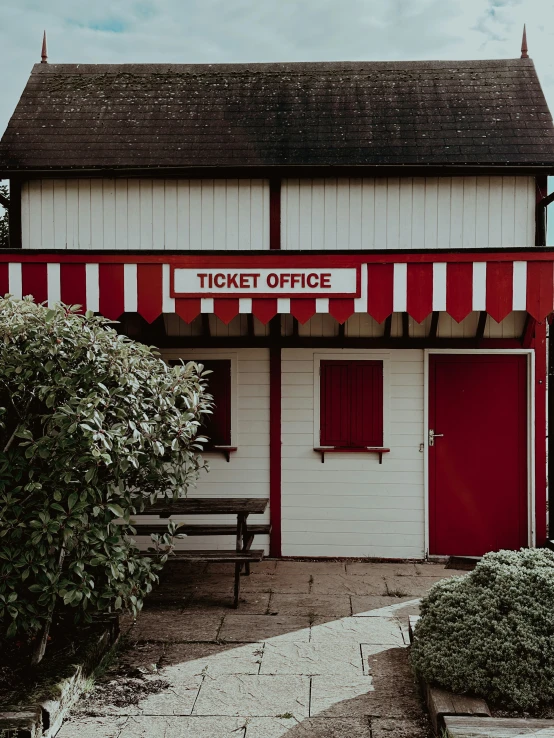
58,560,465,738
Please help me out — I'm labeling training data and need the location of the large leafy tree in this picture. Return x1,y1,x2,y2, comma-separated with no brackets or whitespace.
0,298,212,663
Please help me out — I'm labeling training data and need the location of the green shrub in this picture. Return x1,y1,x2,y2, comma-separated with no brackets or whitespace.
0,298,212,662
411,549,554,709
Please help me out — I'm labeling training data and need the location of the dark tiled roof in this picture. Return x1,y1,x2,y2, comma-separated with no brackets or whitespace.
1,59,553,171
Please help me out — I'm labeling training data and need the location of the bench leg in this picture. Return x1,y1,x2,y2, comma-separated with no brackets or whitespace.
243,534,255,576
233,562,241,608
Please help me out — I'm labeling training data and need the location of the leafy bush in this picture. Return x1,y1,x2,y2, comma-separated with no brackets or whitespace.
411,549,554,709
0,298,212,662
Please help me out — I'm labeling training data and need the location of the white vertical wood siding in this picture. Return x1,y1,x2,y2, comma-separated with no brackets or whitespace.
136,348,270,553
281,177,536,250
22,179,270,251
281,349,425,558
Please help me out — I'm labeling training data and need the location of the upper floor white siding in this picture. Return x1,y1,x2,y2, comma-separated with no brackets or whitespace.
22,178,270,251
21,175,536,251
282,177,536,250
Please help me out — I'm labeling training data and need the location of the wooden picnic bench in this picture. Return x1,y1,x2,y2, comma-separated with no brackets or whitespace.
133,497,270,608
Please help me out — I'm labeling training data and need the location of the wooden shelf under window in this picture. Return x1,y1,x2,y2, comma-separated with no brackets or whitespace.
314,447,391,464
205,446,238,462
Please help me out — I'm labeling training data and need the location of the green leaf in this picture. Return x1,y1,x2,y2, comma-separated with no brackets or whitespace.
107,504,124,518
68,492,78,511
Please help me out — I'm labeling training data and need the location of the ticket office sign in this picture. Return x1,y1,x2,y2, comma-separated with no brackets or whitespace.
172,267,359,298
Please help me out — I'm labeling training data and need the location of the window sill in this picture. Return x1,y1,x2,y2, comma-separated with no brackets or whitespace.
314,447,391,464
203,445,238,462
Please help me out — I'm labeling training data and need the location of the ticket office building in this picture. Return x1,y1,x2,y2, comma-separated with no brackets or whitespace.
1,57,554,559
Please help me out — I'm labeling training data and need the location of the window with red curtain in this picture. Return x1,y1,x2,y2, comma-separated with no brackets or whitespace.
320,360,383,447
170,359,232,446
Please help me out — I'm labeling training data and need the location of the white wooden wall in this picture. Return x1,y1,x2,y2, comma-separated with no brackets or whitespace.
281,348,425,558
22,179,270,250
135,348,270,553
281,312,526,339
281,177,536,250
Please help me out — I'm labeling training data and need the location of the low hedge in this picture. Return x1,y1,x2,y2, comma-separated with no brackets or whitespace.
411,549,554,710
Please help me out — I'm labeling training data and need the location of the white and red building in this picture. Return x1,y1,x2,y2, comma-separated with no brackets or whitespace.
1,51,554,559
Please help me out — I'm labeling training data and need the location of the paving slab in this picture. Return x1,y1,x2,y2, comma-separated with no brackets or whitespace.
310,675,374,716
207,560,278,575
117,641,166,672
275,561,347,576
192,674,310,718
132,677,202,715
384,575,456,597
311,574,387,596
414,563,468,577
363,646,422,692
161,642,264,677
57,716,130,738
268,593,351,617
130,611,224,642
144,586,195,608
119,716,247,738
310,616,404,646
245,716,372,737
219,614,311,642
239,574,312,594
346,562,419,577
351,595,421,617
183,591,271,613
259,639,364,676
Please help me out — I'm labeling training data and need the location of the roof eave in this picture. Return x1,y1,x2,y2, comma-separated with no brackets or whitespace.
2,162,554,179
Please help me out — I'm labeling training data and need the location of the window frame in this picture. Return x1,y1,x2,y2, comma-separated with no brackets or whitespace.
313,351,391,450
162,350,238,448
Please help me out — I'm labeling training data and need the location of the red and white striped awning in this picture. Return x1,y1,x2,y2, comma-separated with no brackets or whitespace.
2,253,554,325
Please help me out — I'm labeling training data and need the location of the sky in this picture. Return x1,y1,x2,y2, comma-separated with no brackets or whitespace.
0,0,552,133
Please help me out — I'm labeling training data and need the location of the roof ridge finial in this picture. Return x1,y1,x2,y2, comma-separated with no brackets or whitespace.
41,31,48,64
521,24,529,59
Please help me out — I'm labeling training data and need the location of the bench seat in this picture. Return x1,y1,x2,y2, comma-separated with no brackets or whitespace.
145,549,264,563
131,523,271,537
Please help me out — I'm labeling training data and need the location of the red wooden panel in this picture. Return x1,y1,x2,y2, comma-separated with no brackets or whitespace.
486,262,513,323
350,362,383,447
252,298,277,324
446,263,473,323
22,263,48,304
200,360,232,446
99,264,125,319
214,298,240,325
320,361,351,447
290,298,316,324
329,298,354,324
320,360,384,448
269,179,281,250
534,321,547,546
60,263,86,312
407,263,433,323
175,298,201,324
0,264,8,296
429,354,528,556
527,261,554,321
137,264,163,323
367,263,394,323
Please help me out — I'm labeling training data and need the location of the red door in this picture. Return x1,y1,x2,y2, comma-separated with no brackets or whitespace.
429,354,528,556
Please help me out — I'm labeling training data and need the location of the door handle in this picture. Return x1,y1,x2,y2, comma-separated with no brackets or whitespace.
428,429,444,447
